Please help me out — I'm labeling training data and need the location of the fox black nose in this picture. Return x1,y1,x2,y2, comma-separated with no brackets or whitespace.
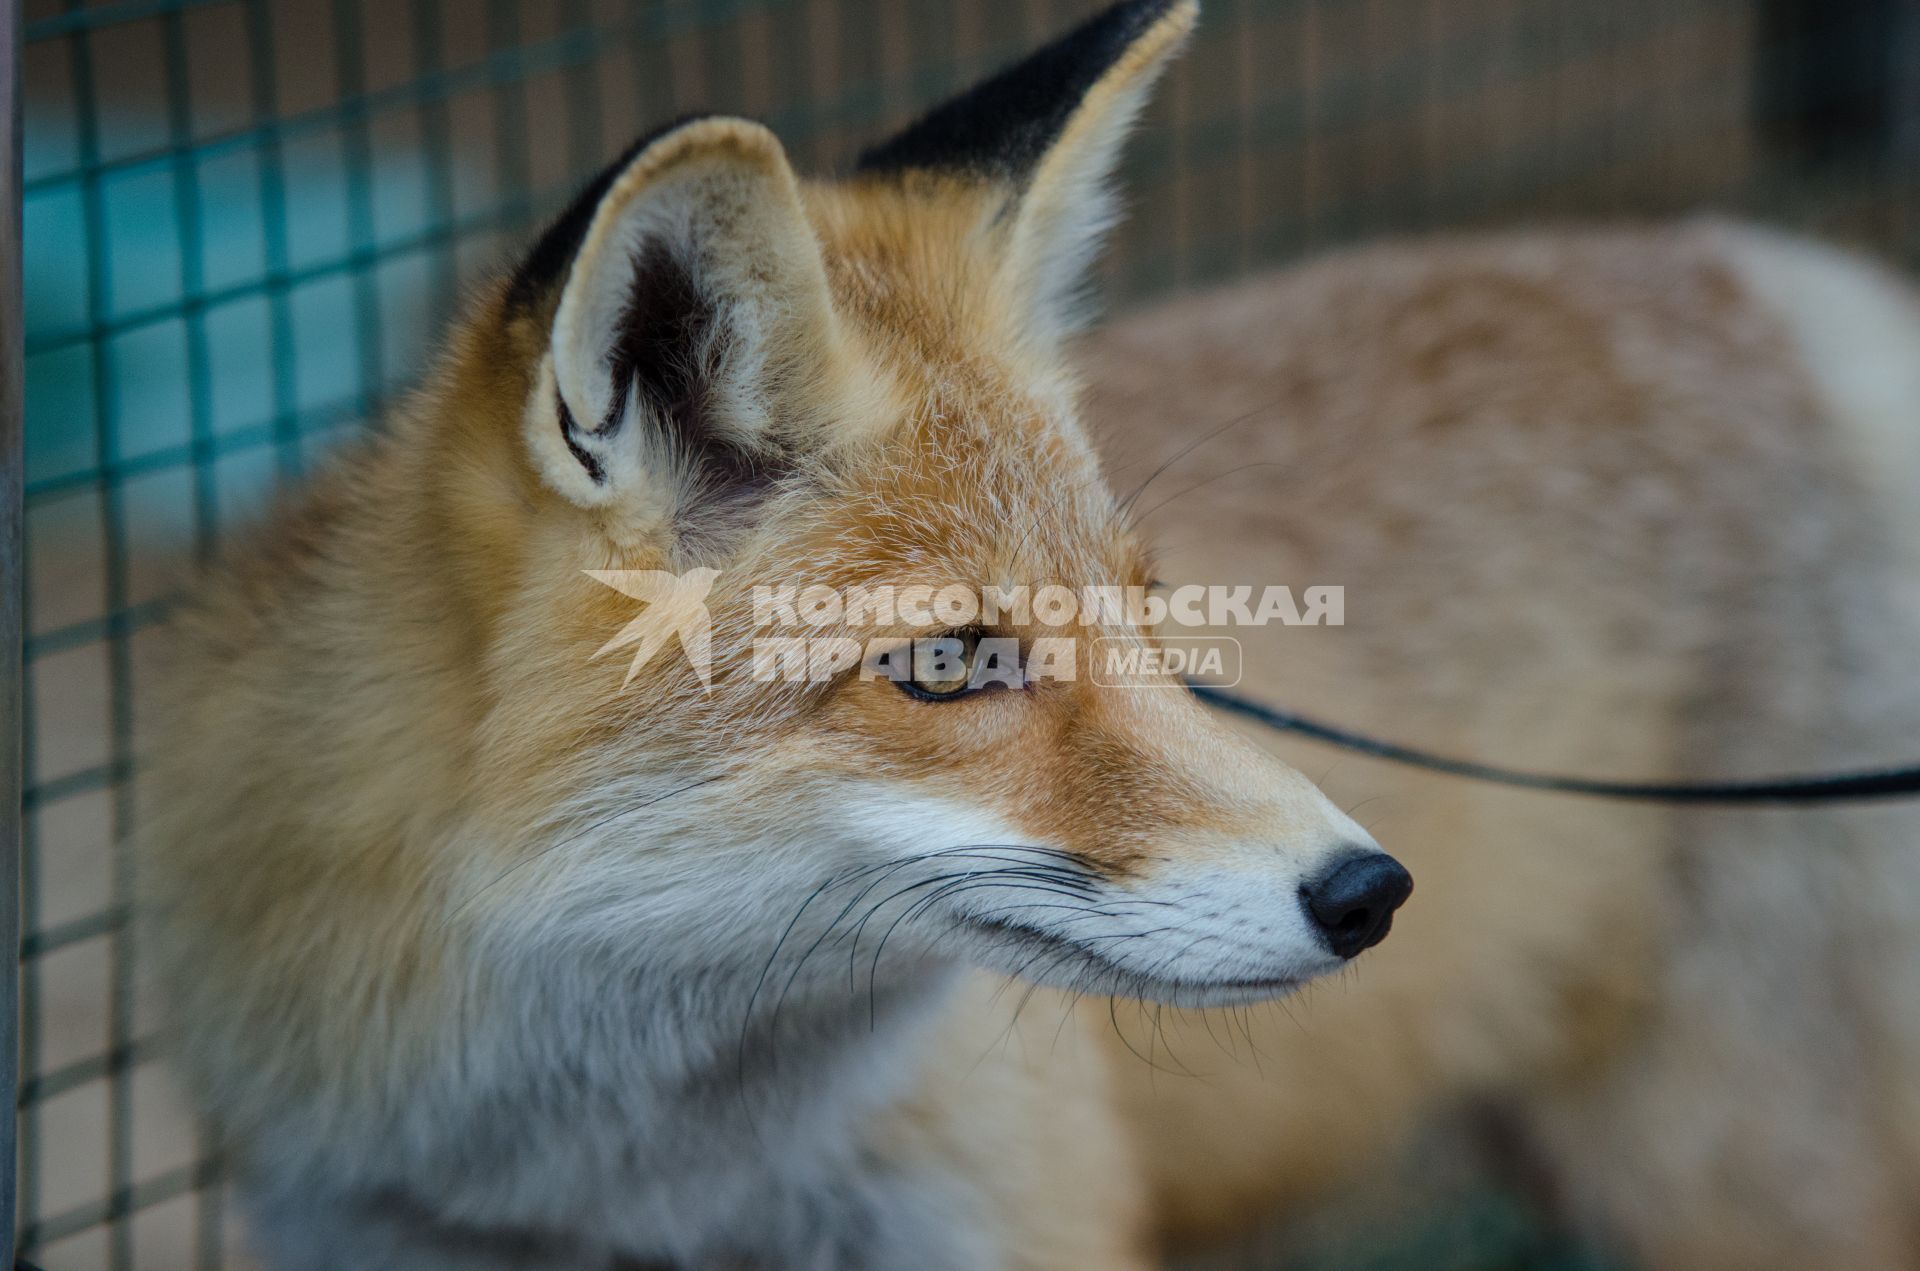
1300,851,1413,959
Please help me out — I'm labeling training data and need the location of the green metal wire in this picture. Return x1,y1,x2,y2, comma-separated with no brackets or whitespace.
14,0,1920,1265
243,0,300,483
3,1,24,1260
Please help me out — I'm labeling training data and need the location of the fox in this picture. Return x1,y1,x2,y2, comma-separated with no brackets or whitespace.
138,0,1920,1267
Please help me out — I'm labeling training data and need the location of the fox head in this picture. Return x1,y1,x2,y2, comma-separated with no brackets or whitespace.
434,0,1408,1011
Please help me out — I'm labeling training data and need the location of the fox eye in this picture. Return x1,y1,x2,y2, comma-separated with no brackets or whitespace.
893,630,1028,701
902,630,982,701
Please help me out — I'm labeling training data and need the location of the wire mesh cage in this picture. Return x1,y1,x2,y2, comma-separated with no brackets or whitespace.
12,0,1920,1266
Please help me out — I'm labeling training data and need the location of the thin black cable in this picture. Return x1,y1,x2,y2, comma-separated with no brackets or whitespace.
1190,681,1920,804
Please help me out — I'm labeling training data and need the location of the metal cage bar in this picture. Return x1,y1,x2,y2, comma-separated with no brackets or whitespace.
1,0,20,1260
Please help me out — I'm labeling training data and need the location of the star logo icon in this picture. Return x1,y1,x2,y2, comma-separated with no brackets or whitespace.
585,567,721,689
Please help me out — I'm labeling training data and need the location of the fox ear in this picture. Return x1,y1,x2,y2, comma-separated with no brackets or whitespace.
856,0,1196,342
513,117,846,531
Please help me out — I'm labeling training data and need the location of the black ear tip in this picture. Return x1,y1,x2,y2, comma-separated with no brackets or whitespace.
854,0,1195,181
506,112,723,316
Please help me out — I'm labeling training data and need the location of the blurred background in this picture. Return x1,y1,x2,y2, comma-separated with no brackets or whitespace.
15,0,1920,1266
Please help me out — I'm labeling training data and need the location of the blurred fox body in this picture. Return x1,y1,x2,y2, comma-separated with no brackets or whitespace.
1091,220,1920,1269
140,1,1920,1269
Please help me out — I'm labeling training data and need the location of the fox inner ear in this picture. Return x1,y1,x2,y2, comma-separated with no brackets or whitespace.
856,0,1197,341
516,117,843,527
